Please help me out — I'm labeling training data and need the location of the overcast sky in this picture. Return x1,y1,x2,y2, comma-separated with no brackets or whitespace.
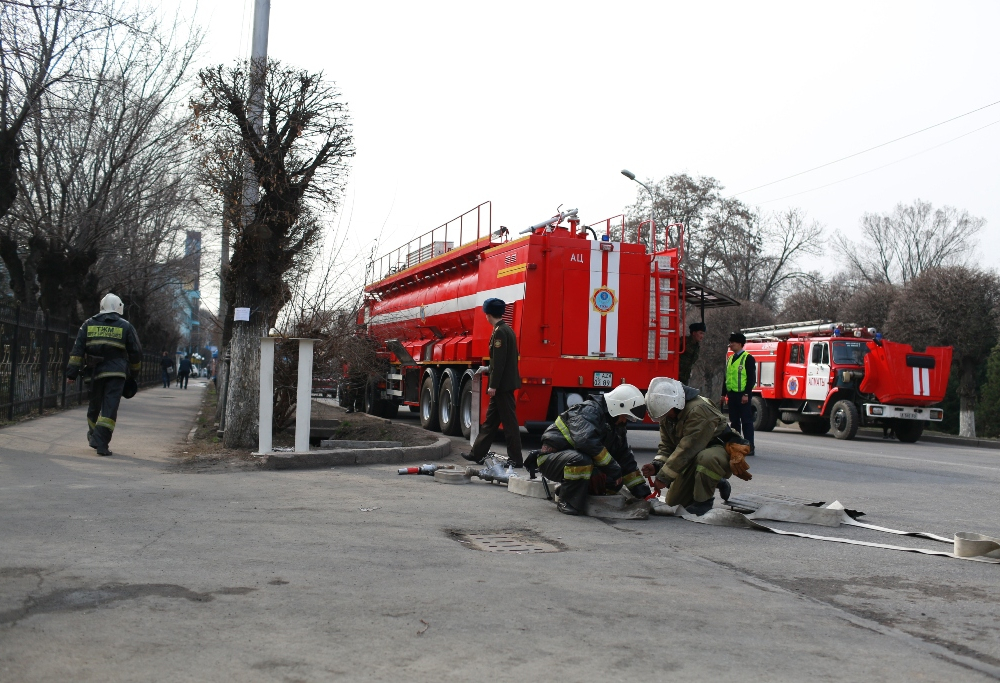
184,0,999,312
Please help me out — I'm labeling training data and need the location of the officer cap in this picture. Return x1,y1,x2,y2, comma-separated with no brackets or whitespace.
729,332,747,344
483,298,506,317
689,322,706,333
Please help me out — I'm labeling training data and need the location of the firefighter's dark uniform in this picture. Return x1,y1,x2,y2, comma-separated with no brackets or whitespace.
66,312,143,454
653,386,731,507
470,319,523,464
538,395,652,513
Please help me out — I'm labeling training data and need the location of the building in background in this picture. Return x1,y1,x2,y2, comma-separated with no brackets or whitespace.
179,230,202,365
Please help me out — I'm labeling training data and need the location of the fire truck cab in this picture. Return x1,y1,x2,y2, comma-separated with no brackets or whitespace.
737,320,952,443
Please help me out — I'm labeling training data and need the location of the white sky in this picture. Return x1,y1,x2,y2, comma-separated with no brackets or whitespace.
184,0,1000,313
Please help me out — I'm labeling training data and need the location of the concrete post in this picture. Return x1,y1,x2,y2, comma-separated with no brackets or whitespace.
258,336,275,454
293,338,316,453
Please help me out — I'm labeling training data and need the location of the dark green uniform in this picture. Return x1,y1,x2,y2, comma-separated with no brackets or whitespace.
471,320,522,463
677,335,700,385
66,312,143,454
653,386,731,507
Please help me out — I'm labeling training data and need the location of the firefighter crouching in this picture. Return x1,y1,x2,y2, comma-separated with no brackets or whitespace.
527,384,651,516
641,377,752,516
65,294,143,457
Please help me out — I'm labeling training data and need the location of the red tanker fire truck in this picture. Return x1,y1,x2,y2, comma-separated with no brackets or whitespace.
734,320,952,443
348,201,737,437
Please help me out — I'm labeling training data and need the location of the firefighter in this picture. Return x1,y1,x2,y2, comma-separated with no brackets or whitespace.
528,384,650,515
723,331,757,455
463,298,523,466
642,377,752,515
65,293,143,456
678,321,706,385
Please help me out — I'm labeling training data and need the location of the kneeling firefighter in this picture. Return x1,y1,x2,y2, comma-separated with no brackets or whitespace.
527,384,652,516
641,378,752,516
65,294,143,456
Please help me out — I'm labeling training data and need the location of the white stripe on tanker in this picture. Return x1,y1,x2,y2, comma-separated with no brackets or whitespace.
367,282,527,326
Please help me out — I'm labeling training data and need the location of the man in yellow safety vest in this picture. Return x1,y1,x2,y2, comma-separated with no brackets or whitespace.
723,332,757,456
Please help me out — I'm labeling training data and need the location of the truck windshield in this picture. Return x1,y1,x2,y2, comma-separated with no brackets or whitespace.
832,340,869,366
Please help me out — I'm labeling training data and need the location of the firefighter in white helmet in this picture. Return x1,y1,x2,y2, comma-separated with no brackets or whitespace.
642,377,752,515
65,293,143,456
527,383,652,515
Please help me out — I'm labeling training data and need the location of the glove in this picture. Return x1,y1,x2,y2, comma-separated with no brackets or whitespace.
65,366,79,380
641,460,664,477
725,442,752,481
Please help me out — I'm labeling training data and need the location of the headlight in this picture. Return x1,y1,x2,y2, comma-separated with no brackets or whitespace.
930,409,943,420
566,393,584,407
870,406,884,416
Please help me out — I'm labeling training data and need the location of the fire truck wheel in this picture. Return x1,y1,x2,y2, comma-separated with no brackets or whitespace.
751,396,776,432
459,379,473,440
830,400,860,440
438,376,461,436
798,418,830,435
419,375,440,431
894,419,924,443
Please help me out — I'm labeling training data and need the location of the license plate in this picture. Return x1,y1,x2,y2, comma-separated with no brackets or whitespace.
594,372,613,388
898,411,919,420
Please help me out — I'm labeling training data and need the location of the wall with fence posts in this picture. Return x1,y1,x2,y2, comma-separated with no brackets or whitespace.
0,304,162,423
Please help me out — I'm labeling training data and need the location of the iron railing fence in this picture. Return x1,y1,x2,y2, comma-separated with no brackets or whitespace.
0,303,162,422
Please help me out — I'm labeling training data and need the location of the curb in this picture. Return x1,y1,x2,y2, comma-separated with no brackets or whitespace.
261,436,452,470
856,428,1000,451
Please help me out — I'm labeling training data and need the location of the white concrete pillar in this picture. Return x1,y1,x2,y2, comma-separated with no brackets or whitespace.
258,336,276,454
293,338,316,453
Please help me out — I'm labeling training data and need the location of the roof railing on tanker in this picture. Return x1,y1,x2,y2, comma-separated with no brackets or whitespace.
366,201,494,285
587,215,684,258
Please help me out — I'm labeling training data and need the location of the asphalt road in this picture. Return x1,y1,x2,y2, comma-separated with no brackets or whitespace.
2,389,999,682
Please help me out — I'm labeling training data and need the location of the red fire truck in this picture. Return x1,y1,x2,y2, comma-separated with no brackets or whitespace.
348,201,736,437
736,320,952,443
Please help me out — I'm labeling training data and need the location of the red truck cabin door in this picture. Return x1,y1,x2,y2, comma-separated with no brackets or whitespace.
806,341,830,401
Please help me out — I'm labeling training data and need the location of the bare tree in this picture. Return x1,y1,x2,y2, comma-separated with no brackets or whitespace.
886,266,1000,438
0,6,200,322
778,273,849,323
192,59,354,448
837,199,984,285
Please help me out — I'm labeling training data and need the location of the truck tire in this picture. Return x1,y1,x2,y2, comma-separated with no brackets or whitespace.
382,402,399,419
459,378,474,440
751,395,776,432
364,379,379,416
419,375,439,431
438,375,461,435
894,420,924,443
830,400,860,440
799,418,830,435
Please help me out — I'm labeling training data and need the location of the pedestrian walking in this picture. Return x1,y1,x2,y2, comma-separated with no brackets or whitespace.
160,351,174,388
65,293,143,457
723,332,757,455
678,321,706,385
462,298,523,467
177,355,192,389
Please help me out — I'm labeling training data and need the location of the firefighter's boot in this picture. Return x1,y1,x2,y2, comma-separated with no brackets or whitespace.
460,451,486,465
556,500,582,516
718,478,731,501
685,497,715,516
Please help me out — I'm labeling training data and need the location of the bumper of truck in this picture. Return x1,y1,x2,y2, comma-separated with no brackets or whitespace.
863,403,943,422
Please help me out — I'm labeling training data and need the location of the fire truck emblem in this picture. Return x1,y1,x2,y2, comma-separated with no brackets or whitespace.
591,286,617,315
786,375,800,396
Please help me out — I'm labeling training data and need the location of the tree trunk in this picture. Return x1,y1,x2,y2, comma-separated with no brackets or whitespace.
958,359,977,438
223,314,267,449
215,345,229,425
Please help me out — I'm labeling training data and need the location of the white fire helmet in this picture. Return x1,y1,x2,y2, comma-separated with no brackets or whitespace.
646,377,685,420
605,383,647,421
99,293,124,315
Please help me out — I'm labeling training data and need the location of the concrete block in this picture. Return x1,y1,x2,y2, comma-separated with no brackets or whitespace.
319,440,402,449
434,469,471,484
355,448,404,465
262,436,451,470
587,494,651,520
508,477,552,499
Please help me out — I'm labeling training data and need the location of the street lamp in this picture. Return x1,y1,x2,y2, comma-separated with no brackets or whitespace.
621,169,656,251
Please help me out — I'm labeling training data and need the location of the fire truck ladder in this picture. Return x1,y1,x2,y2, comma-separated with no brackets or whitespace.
646,221,685,362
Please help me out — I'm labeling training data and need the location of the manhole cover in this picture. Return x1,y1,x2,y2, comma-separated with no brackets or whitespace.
454,532,561,553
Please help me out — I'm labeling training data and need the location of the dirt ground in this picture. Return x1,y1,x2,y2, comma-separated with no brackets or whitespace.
175,390,435,473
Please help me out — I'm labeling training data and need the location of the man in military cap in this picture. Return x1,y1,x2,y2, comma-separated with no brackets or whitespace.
65,293,143,456
678,321,706,385
463,298,523,467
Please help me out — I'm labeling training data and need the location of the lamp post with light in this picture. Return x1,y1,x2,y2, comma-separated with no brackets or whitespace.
620,169,657,251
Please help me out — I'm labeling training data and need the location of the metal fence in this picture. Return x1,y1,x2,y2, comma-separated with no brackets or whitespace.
0,303,162,422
